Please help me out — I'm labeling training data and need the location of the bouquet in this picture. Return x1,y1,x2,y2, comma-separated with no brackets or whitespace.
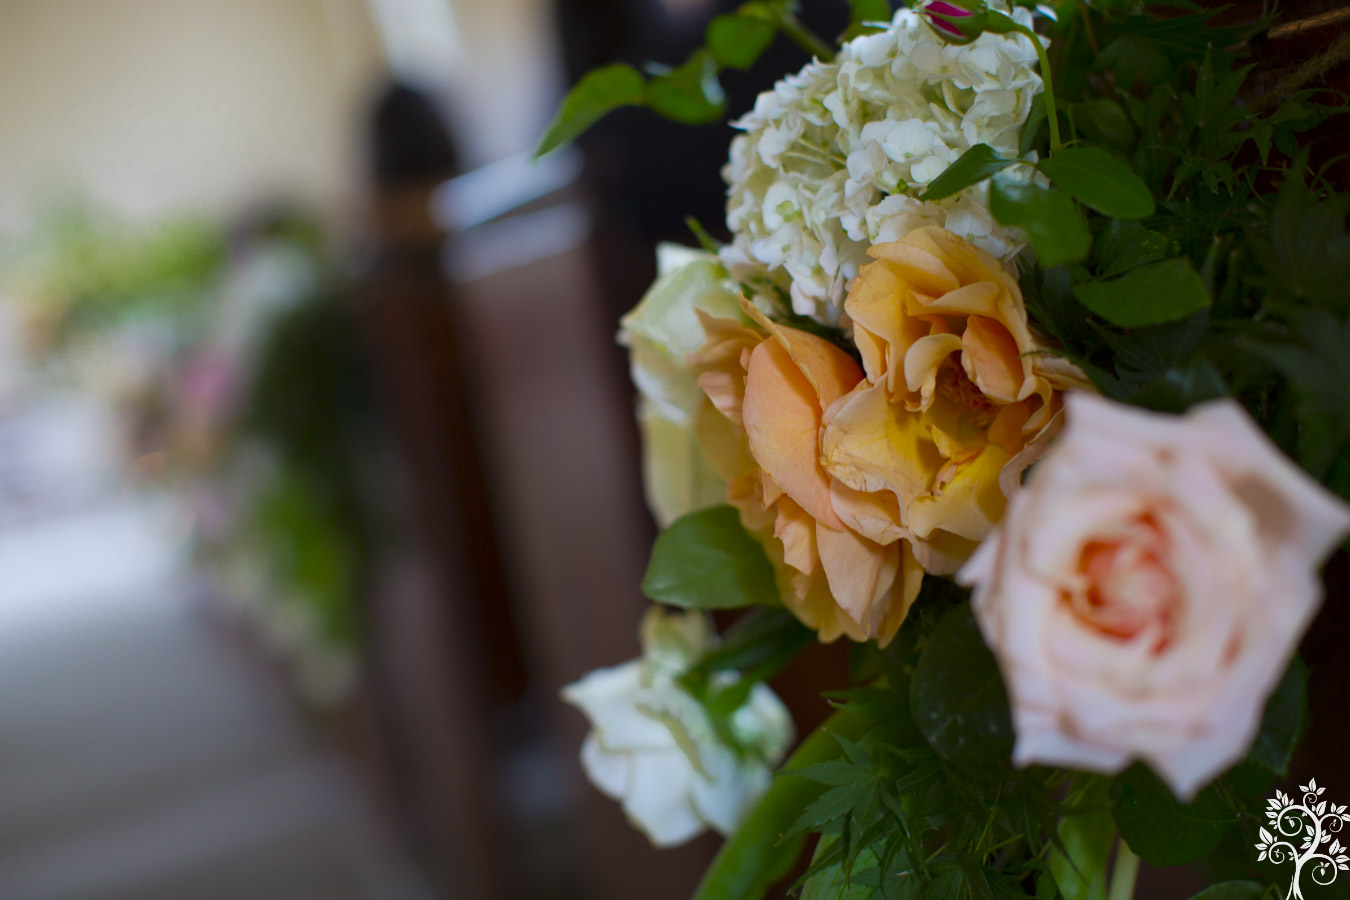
542,2,1350,897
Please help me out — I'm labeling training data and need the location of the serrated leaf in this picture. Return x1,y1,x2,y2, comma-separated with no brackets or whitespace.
1095,220,1169,279
990,178,1091,266
706,14,777,71
693,711,872,900
788,781,876,836
1074,258,1210,327
642,505,778,609
1110,764,1235,867
920,144,1018,201
909,602,1013,765
534,63,646,158
1041,147,1155,219
648,50,725,124
794,760,867,787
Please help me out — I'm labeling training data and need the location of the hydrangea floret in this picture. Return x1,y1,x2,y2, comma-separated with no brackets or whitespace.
722,1,1043,321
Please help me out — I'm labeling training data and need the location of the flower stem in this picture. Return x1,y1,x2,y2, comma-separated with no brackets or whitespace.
1107,841,1140,900
776,11,836,62
1004,20,1062,154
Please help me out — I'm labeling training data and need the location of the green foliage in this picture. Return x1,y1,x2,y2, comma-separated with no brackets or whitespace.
692,711,874,900
1073,258,1210,327
1048,779,1113,900
909,602,1013,766
642,505,779,609
680,608,814,745
990,179,1091,266
1109,765,1236,867
8,204,225,347
706,13,777,70
534,64,646,158
647,50,726,124
744,584,1075,900
1040,147,1155,219
534,0,821,155
921,144,1019,202
1246,656,1307,778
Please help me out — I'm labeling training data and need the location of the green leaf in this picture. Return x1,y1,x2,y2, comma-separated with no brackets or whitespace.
684,607,813,676
1040,147,1155,219
642,506,778,609
534,63,646,158
990,178,1090,267
1094,220,1169,279
848,0,892,24
1074,258,1210,328
909,602,1013,765
920,144,1018,202
1185,882,1267,900
1050,779,1113,900
648,50,725,124
1110,764,1235,868
692,711,873,900
1072,99,1135,150
1130,357,1228,413
800,834,878,900
1247,655,1307,777
706,14,777,71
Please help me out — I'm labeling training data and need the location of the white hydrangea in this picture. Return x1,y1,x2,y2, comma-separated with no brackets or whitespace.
723,3,1043,321
562,608,794,847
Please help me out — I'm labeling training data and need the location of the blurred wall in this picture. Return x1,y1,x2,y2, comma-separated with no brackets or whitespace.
0,0,384,234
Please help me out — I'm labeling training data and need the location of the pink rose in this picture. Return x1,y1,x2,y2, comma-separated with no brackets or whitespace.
960,392,1350,798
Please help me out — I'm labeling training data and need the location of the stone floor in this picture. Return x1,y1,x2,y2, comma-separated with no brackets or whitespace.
0,393,434,900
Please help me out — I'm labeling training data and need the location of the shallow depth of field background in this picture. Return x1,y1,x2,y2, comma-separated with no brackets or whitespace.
0,2,1348,899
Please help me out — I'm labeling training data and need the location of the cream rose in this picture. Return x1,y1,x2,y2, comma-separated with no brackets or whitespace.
961,393,1350,799
619,245,746,527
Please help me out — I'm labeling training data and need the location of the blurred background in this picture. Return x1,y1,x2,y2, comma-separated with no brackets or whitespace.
0,2,1347,899
0,1,851,898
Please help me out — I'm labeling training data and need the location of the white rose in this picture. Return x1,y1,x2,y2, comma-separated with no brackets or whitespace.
618,246,744,526
961,393,1350,799
562,608,794,846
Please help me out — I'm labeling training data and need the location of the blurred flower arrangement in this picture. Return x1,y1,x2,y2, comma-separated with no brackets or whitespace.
542,0,1350,897
1,207,372,705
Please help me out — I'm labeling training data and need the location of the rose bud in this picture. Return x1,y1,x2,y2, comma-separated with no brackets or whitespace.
918,0,989,43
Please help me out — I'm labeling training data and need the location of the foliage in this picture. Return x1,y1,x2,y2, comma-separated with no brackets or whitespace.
642,505,781,609
566,0,1346,896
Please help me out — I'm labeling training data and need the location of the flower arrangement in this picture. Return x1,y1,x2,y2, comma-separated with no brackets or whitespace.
542,1,1350,897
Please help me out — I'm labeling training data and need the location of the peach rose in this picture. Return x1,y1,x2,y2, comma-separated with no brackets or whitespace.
821,226,1088,576
692,300,923,645
961,392,1350,799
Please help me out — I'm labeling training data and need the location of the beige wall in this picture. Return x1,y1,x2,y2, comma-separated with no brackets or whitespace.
0,0,384,234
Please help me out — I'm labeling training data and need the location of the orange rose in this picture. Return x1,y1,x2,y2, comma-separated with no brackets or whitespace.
821,226,1088,574
692,301,923,645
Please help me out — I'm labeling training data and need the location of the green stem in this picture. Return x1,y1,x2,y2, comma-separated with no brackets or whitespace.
776,11,836,62
691,709,870,900
1007,21,1062,155
1106,841,1140,900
